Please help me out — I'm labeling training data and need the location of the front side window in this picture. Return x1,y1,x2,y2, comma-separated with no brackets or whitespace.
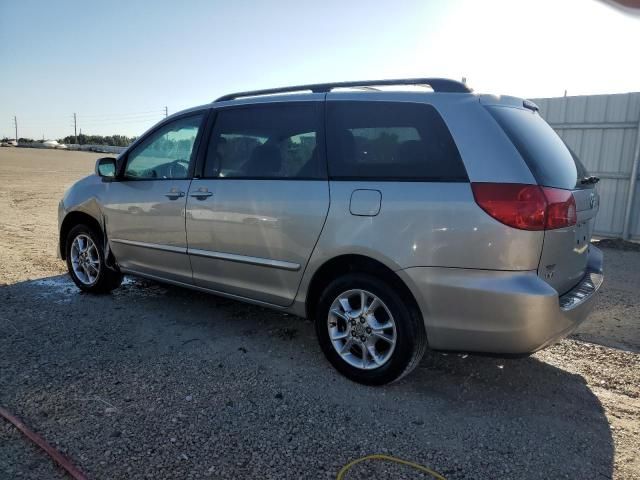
326,101,467,181
204,103,325,179
124,113,204,179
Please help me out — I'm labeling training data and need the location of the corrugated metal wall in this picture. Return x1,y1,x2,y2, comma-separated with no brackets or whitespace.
530,93,640,240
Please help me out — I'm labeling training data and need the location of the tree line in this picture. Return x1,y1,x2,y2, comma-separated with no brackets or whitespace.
60,134,137,146
2,134,136,146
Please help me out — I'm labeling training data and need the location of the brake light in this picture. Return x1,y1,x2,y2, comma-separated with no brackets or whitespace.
542,187,577,229
471,183,576,231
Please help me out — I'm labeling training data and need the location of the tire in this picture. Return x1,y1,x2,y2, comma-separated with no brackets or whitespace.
314,273,427,385
65,224,122,293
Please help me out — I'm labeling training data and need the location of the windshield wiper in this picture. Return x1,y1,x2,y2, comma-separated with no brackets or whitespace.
580,175,600,185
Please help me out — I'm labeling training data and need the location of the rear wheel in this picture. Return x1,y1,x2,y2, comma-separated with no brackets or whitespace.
66,224,122,293
315,273,427,385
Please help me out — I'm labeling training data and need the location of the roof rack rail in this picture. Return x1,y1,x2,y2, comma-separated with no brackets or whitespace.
214,77,472,102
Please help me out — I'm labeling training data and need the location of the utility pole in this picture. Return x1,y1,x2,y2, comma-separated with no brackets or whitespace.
164,106,168,118
13,116,17,142
73,113,77,144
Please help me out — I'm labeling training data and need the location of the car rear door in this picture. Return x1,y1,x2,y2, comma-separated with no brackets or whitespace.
185,100,329,306
486,105,600,294
539,184,599,293
102,112,207,283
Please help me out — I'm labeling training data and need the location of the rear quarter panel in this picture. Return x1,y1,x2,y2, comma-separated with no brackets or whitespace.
313,181,544,271
295,93,545,309
295,180,545,311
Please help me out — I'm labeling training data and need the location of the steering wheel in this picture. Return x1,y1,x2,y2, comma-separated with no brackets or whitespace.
167,159,189,178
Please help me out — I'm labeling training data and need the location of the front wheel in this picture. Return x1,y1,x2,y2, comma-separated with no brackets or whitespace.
66,224,122,293
315,273,427,385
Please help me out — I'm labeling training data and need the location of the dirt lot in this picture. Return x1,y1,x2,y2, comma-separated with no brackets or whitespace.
1,147,639,479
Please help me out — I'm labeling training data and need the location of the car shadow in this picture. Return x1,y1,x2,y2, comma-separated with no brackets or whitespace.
0,274,615,479
569,247,640,354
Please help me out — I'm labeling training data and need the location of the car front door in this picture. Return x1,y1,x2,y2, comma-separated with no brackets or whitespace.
185,101,329,306
102,112,207,283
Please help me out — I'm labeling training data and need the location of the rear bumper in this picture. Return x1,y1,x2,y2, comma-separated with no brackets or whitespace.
398,246,604,354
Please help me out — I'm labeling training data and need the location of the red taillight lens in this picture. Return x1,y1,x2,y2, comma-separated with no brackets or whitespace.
542,187,577,229
471,183,576,231
471,183,547,230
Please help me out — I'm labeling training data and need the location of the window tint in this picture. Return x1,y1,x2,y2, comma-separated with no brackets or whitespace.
326,101,467,181
487,106,590,190
204,103,325,179
124,114,204,179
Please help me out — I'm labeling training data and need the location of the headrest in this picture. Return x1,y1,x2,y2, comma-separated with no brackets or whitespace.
336,129,356,163
247,144,282,176
396,140,425,164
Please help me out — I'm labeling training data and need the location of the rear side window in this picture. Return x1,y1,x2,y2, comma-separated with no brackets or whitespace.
204,103,325,179
326,101,467,181
487,106,590,190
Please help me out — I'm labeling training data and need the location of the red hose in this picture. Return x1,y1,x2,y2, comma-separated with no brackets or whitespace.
0,405,89,480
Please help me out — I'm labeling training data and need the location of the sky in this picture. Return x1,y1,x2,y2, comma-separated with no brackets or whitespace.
0,0,639,140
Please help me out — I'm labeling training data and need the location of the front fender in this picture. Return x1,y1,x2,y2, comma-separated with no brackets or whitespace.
58,175,109,258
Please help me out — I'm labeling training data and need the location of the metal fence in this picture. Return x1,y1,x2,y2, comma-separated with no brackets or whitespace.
531,92,640,240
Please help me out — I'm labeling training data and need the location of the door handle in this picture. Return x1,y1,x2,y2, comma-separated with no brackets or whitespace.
165,190,185,200
190,190,213,200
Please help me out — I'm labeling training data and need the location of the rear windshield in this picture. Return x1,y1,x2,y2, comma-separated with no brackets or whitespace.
487,106,589,190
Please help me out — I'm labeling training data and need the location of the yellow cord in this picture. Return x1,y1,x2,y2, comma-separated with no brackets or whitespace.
337,454,447,480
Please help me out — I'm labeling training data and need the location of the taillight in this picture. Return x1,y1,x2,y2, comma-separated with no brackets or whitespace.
542,187,577,229
471,183,576,231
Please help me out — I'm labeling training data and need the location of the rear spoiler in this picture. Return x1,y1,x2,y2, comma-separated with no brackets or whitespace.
479,95,539,112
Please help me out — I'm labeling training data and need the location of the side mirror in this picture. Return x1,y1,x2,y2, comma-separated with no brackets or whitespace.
95,157,117,179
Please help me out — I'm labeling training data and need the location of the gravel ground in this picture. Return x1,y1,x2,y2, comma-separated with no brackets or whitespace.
0,148,639,479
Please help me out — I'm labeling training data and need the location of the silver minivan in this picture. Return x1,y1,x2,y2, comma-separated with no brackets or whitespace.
58,78,603,385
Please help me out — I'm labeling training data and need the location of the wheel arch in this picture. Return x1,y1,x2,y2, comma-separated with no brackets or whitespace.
59,211,103,260
304,254,423,323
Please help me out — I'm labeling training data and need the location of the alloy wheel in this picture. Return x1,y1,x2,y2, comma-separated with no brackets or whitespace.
327,289,397,370
70,234,101,285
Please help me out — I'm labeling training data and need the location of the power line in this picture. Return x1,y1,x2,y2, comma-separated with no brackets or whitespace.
78,109,165,119
79,112,164,121
78,111,165,123
9,107,167,139
12,122,70,127
79,116,164,126
77,114,166,123
82,109,164,119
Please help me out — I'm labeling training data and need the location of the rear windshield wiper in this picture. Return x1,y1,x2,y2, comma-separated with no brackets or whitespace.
580,175,600,185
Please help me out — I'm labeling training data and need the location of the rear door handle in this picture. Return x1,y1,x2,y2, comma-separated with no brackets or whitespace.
165,189,185,200
190,190,213,200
